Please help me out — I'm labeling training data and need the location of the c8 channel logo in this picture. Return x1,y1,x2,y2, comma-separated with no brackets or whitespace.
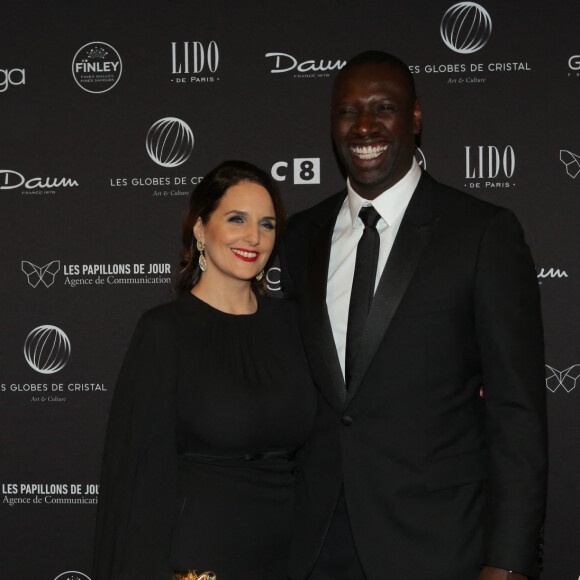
272,158,320,184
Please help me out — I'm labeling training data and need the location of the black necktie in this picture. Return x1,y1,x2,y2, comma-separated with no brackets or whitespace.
345,205,381,386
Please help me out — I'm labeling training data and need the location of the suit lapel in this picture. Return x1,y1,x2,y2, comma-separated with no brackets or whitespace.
345,173,440,406
303,193,347,410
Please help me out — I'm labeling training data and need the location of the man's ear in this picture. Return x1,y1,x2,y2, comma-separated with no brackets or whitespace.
413,97,422,135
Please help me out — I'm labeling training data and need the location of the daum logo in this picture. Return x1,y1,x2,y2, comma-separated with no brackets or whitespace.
22,260,61,288
545,364,580,393
265,53,345,75
440,2,492,54
537,268,568,280
0,68,25,92
54,573,91,580
146,118,194,168
24,325,71,374
0,170,79,191
560,150,580,178
72,42,122,93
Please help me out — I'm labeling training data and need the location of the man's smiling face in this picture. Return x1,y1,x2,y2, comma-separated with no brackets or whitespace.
331,62,422,200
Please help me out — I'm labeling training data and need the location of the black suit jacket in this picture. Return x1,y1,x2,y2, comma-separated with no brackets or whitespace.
281,172,547,580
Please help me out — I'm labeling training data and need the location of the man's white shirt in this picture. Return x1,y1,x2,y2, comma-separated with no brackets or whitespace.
326,159,422,379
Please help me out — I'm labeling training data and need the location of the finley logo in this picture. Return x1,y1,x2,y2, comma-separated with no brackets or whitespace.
545,364,580,393
24,325,71,374
22,260,61,288
560,149,580,178
146,117,194,168
440,2,492,54
72,42,122,93
54,573,91,580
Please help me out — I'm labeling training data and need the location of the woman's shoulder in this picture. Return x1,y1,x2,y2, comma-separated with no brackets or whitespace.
140,297,182,321
132,295,196,337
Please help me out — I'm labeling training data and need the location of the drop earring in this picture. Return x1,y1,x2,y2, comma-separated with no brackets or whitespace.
255,270,264,281
197,240,207,272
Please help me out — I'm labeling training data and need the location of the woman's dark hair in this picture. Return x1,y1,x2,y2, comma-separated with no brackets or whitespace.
173,160,285,296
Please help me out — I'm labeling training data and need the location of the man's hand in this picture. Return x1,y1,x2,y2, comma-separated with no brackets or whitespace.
478,566,526,580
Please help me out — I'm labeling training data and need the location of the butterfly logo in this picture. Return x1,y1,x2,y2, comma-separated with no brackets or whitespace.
560,150,580,179
21,260,61,288
545,364,580,393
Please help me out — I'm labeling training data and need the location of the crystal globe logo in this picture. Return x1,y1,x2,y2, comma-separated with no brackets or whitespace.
72,41,122,93
146,117,195,168
414,147,426,169
54,572,91,580
24,325,71,374
440,2,492,54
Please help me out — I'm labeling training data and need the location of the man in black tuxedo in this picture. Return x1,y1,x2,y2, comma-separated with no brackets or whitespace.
281,51,547,580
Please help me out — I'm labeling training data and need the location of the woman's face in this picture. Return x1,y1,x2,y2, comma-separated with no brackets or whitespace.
194,181,276,286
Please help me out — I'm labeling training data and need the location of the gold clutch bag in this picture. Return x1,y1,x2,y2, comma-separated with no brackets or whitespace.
174,571,216,580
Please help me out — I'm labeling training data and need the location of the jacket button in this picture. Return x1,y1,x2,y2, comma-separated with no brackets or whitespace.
341,415,353,426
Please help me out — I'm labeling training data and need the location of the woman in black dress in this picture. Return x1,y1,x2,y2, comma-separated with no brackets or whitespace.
93,161,316,580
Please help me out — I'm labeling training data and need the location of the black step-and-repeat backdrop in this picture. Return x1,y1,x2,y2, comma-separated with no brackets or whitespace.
1,1,579,579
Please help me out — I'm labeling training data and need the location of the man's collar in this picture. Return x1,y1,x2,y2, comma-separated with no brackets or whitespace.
346,159,422,228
